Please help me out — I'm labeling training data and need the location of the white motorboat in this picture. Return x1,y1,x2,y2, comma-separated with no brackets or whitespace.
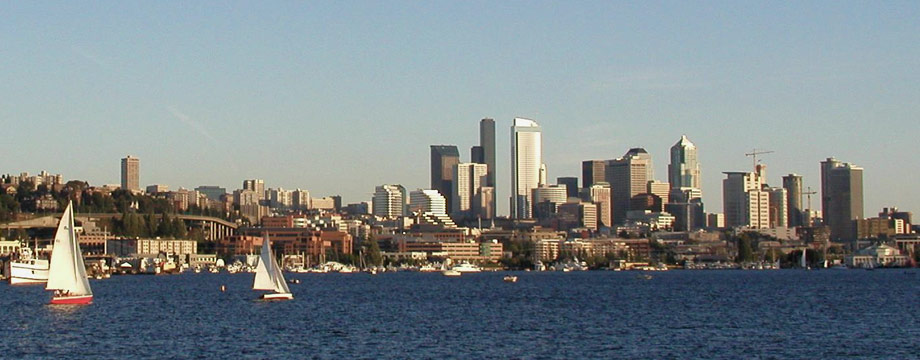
442,269,462,277
451,262,482,273
8,248,49,285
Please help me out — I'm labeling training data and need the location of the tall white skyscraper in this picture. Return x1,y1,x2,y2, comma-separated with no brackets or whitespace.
511,118,544,219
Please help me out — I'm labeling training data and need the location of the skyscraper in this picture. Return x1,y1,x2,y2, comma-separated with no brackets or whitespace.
121,156,140,192
722,171,768,228
581,183,611,228
582,160,606,189
668,135,701,190
821,158,864,240
480,118,496,188
511,118,544,219
556,177,579,199
782,174,804,227
452,162,488,220
479,118,497,217
606,148,653,225
430,145,460,213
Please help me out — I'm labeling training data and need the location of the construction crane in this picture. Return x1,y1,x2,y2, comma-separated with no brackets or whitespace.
745,148,775,170
803,186,817,211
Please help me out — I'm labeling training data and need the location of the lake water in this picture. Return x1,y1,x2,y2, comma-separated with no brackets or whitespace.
2,269,919,359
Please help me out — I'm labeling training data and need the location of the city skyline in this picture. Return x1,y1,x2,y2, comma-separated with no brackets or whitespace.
2,2,918,215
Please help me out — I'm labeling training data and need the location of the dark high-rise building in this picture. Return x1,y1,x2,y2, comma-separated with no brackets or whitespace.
471,146,484,164
557,177,579,199
782,174,803,227
431,145,460,213
479,118,496,215
820,158,864,240
582,160,606,189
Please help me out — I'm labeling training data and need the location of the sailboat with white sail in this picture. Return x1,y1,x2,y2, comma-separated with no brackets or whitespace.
45,202,93,305
252,235,293,300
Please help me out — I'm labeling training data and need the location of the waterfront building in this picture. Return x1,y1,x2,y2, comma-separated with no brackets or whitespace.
845,244,910,268
431,145,460,214
606,148,653,225
582,160,606,189
121,156,140,192
373,184,406,219
821,158,864,240
511,118,544,219
452,163,489,221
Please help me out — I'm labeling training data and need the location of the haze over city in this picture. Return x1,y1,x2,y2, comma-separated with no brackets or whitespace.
3,1,919,215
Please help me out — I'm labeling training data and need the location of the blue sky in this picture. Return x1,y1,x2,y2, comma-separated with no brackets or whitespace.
2,1,919,215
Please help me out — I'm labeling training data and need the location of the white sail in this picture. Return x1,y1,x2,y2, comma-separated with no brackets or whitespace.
45,202,92,296
253,236,291,294
253,237,275,290
800,248,807,269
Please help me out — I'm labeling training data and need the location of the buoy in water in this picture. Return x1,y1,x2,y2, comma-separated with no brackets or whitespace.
220,285,226,292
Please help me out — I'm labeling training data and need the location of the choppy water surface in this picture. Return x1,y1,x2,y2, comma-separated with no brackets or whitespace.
2,269,919,359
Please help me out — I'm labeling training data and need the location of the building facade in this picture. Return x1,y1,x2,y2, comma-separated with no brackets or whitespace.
121,156,140,192
511,118,544,219
821,158,864,240
606,148,653,225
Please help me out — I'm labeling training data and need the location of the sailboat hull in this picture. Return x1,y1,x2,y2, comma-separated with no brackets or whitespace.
50,294,93,305
260,293,293,301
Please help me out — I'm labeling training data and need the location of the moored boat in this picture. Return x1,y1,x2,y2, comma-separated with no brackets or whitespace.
442,269,461,277
503,275,518,283
8,248,49,285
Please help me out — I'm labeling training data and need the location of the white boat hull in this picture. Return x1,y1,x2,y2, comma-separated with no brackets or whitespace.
261,292,294,300
9,260,49,285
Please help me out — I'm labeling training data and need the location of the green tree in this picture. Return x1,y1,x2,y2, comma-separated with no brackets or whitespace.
173,217,187,238
736,236,754,263
363,236,383,267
